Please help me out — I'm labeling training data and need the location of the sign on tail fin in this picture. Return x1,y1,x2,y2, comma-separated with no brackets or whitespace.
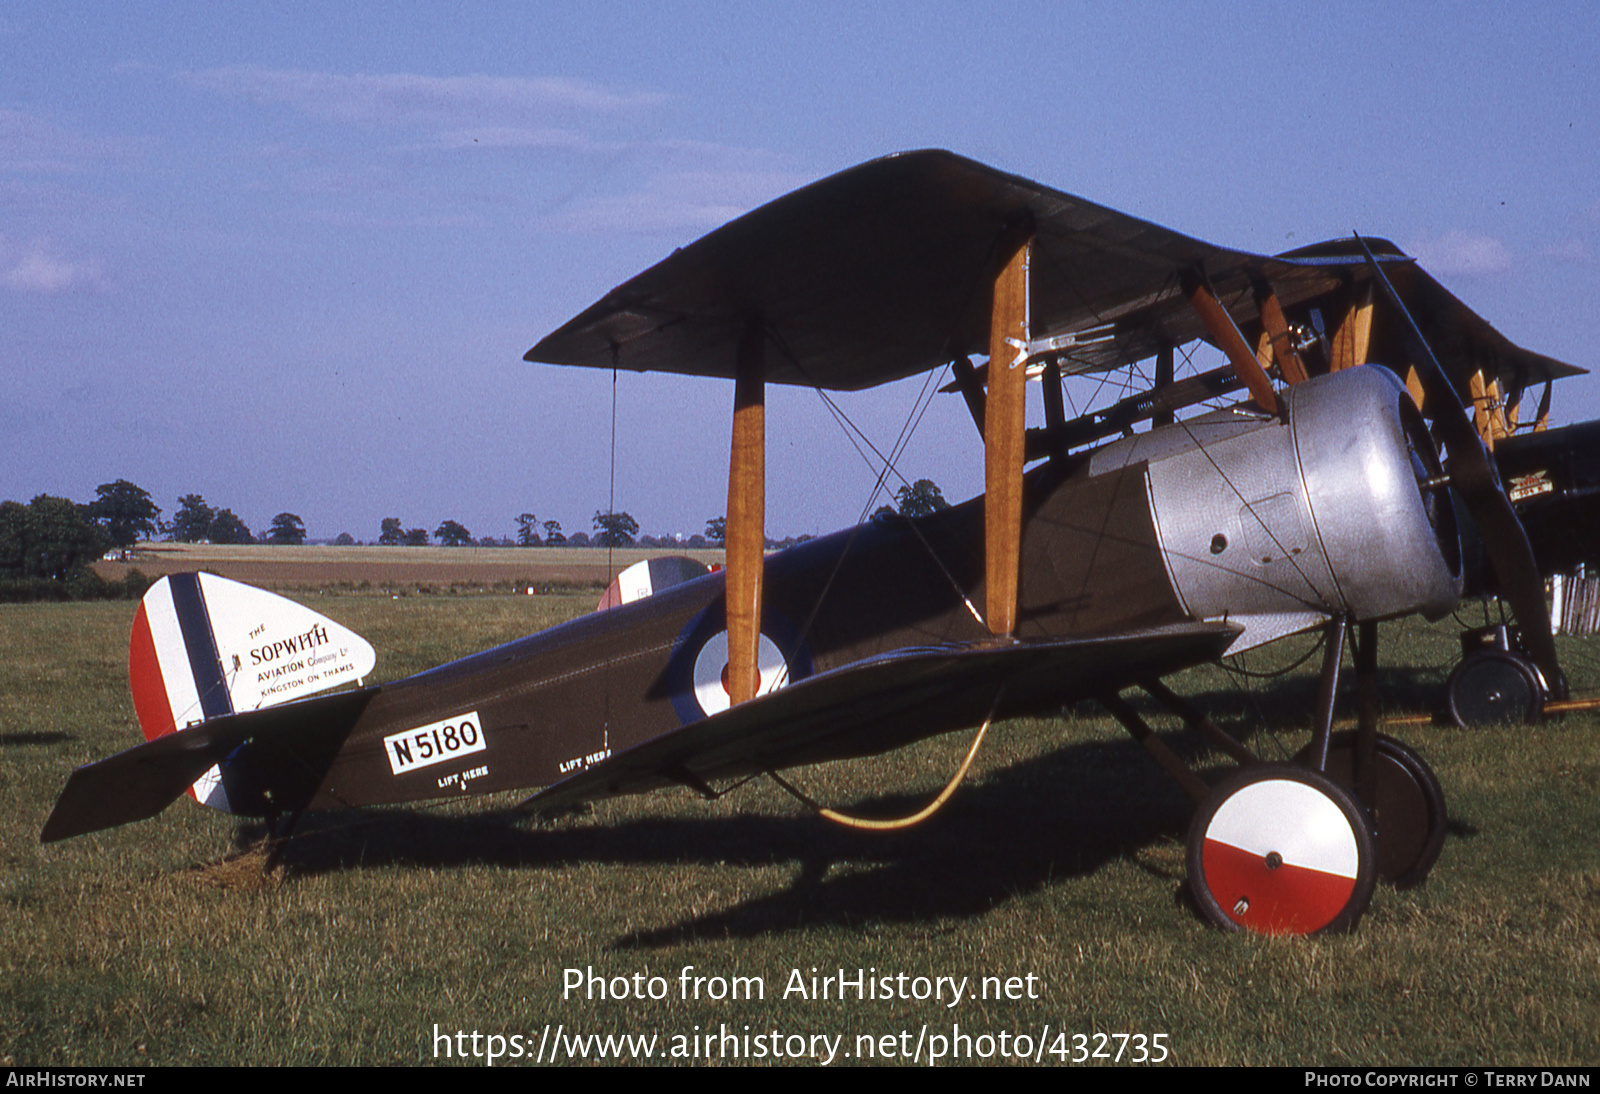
128,573,376,811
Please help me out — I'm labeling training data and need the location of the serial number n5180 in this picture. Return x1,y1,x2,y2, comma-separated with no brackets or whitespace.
384,712,486,775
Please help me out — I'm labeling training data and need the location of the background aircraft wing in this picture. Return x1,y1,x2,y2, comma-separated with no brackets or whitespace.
521,620,1239,812
528,149,1580,392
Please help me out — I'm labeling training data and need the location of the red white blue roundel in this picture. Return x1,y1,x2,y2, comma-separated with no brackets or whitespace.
1200,777,1362,934
669,606,812,724
692,630,790,715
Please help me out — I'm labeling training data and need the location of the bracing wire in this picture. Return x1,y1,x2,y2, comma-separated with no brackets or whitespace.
601,352,620,753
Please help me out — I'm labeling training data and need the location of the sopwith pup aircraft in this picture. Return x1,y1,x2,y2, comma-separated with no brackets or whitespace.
43,150,1600,936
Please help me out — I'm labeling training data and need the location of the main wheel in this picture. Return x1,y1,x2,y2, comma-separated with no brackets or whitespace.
1445,649,1544,728
1187,765,1377,935
1295,732,1447,889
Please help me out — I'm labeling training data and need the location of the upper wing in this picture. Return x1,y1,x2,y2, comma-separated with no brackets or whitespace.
527,149,1580,392
522,621,1239,811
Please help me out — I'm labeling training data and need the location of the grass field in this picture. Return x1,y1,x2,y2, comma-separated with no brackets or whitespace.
3,587,1599,1067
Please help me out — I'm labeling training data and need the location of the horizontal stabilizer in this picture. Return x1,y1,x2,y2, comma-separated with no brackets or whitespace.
41,688,376,843
523,621,1239,812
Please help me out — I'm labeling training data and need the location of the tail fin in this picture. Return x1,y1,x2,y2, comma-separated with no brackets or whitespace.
128,573,376,811
595,556,712,611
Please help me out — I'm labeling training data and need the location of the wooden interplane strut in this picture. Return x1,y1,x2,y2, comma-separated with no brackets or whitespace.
1253,281,1310,384
984,222,1032,638
1468,371,1510,450
1329,285,1374,371
726,321,766,705
1182,271,1279,415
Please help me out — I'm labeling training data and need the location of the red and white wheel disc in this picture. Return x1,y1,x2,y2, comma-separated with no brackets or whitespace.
1199,776,1363,935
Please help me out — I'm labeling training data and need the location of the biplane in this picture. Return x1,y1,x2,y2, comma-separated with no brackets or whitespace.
42,150,1597,937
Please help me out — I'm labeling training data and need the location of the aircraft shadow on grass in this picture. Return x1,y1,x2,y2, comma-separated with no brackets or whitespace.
2,732,72,748
248,730,1196,946
243,662,1467,948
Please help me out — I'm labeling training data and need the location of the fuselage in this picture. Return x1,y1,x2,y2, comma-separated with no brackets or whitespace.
223,367,1460,818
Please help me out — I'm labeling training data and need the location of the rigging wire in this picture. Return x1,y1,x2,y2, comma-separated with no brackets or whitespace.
762,326,945,524
762,328,980,645
601,354,620,754
1218,631,1327,679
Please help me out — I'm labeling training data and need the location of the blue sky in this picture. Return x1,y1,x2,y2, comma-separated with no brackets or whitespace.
4,2,1598,542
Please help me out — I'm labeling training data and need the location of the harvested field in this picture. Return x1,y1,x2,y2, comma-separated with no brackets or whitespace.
91,542,726,591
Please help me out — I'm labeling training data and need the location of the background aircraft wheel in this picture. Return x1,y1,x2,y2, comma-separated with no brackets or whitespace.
1186,765,1376,936
1445,649,1544,728
1294,733,1447,889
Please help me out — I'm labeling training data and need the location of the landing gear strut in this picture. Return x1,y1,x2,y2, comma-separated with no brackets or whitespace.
1115,614,1450,935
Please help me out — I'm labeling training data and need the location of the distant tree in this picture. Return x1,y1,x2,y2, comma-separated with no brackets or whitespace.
267,512,307,545
516,513,541,547
593,510,639,548
894,479,951,517
542,519,565,546
0,501,25,579
87,480,160,553
567,531,591,547
334,532,356,546
705,516,727,545
171,494,216,542
871,504,897,522
8,496,107,581
436,519,472,547
208,509,254,544
686,534,708,549
379,517,404,546
403,527,430,547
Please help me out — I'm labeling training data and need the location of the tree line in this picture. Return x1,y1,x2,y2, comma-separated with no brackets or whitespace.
0,480,313,600
0,482,152,601
1,476,953,600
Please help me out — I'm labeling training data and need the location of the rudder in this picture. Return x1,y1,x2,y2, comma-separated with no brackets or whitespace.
128,573,376,812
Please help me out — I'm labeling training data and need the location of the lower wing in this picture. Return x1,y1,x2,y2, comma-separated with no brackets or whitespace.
523,621,1240,811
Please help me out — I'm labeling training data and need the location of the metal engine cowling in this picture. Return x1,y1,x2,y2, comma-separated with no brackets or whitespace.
1088,367,1461,652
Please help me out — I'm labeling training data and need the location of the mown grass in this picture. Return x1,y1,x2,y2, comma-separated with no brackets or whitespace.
2,597,1598,1066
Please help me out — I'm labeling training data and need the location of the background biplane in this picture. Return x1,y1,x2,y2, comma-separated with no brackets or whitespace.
42,151,1596,936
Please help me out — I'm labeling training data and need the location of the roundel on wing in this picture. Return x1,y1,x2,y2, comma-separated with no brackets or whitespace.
668,605,812,724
